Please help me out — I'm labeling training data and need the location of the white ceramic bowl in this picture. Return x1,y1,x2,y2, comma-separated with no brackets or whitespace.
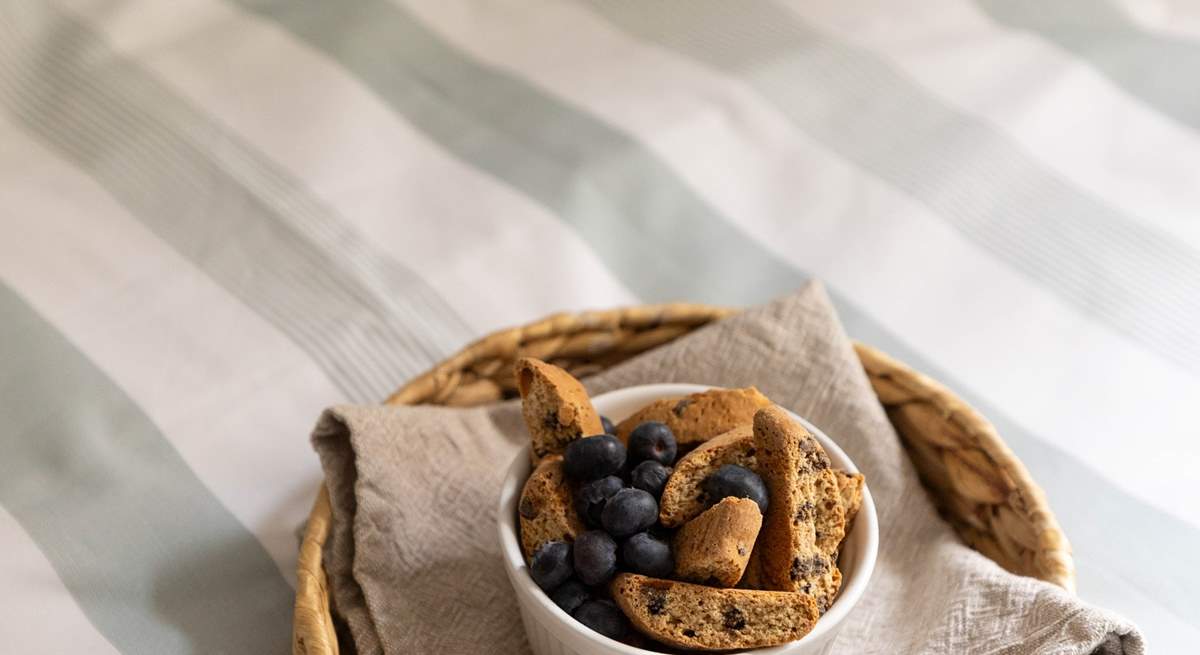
498,384,878,655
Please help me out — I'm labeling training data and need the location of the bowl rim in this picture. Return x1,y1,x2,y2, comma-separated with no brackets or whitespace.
497,383,879,654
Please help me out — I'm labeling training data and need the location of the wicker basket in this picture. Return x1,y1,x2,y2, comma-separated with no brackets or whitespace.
292,304,1075,655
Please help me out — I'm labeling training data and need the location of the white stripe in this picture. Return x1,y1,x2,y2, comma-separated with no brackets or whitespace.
1114,0,1200,39
398,0,1200,527
1077,558,1200,650
0,507,120,655
0,115,336,585
778,0,1200,251
55,0,639,338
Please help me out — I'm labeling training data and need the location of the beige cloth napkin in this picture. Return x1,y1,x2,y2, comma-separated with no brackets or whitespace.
312,283,1143,655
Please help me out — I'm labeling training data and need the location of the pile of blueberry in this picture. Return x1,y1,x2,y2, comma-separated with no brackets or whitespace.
528,418,680,641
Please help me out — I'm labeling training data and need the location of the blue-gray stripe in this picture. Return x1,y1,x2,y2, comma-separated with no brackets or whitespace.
584,0,1200,378
0,0,472,404
0,282,294,654
233,0,1199,637
977,0,1200,134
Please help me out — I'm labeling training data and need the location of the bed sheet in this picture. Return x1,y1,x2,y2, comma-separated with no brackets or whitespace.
1,0,1197,652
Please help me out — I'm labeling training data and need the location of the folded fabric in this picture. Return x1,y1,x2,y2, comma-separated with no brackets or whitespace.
312,282,1143,654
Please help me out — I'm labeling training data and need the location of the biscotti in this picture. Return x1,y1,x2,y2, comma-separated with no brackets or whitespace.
750,406,842,612
813,468,847,557
673,497,762,587
658,425,756,527
515,357,604,462
610,573,819,651
518,456,585,561
835,470,865,537
615,387,771,450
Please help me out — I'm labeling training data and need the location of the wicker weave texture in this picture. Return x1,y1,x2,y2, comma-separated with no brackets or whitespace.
293,304,1074,655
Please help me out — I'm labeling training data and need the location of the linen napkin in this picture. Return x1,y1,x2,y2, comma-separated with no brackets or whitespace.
311,282,1143,654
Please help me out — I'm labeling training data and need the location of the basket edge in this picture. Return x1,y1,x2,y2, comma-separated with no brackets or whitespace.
293,486,339,655
854,342,1076,591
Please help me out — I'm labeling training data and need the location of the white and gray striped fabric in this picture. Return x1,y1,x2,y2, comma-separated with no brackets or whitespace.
1,1,1196,652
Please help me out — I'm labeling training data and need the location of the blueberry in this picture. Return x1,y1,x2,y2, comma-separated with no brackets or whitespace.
629,461,672,499
600,415,616,435
563,435,626,481
703,464,769,514
573,599,627,641
573,530,618,586
627,421,677,466
621,532,674,577
550,579,590,615
529,541,573,592
576,475,624,528
601,488,658,538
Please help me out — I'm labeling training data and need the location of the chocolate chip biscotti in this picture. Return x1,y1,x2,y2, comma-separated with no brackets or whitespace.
812,468,848,557
515,357,604,463
658,424,757,527
615,387,771,451
518,455,585,562
750,406,843,612
673,497,762,587
611,573,820,651
834,470,865,538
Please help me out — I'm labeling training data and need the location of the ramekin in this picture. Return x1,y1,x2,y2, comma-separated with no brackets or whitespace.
497,384,878,655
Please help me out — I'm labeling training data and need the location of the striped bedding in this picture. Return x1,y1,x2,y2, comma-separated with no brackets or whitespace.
1,0,1196,652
